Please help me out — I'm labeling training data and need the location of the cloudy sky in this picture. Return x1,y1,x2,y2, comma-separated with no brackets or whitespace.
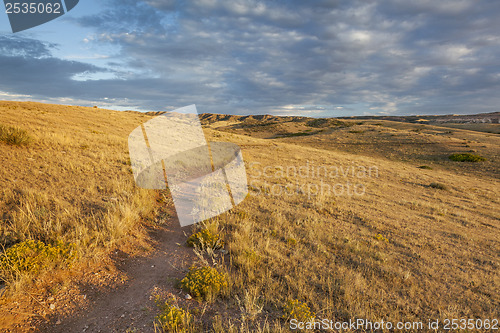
1,0,499,116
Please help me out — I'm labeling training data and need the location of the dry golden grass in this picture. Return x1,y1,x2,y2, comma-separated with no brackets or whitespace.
0,101,498,332
0,101,158,294
200,120,499,331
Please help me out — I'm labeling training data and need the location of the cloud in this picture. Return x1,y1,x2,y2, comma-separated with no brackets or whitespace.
1,0,499,115
0,35,55,58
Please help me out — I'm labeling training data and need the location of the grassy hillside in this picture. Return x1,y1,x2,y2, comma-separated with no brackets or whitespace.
204,122,499,331
0,101,161,329
0,101,498,332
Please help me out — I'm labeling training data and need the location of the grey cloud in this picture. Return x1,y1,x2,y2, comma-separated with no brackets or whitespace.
2,0,500,115
0,35,56,58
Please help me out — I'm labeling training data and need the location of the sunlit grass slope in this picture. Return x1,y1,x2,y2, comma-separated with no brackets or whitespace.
0,101,157,291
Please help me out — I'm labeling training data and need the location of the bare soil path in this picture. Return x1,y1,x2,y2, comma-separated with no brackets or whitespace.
35,219,195,333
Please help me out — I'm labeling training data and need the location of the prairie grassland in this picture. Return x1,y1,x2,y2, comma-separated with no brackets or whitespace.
0,101,498,332
200,123,499,331
0,102,158,304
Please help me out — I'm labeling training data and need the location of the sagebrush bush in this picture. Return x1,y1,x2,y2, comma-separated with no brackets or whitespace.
0,239,77,282
374,234,389,242
186,229,224,250
181,266,227,301
429,182,448,190
282,299,315,322
154,296,192,333
449,153,486,162
0,124,32,146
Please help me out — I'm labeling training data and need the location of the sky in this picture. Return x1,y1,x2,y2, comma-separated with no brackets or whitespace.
0,0,500,117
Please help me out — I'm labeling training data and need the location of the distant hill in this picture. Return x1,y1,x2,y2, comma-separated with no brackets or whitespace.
338,112,500,124
147,110,499,125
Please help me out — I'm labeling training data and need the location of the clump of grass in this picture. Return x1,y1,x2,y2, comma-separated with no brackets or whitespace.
154,296,193,333
0,240,78,282
449,153,486,162
429,182,448,190
0,124,32,146
374,234,389,243
186,229,224,250
277,132,315,138
282,299,315,322
180,266,227,301
417,165,433,170
286,238,297,246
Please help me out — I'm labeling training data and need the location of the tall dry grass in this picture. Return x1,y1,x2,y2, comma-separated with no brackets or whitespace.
0,101,157,292
197,126,499,331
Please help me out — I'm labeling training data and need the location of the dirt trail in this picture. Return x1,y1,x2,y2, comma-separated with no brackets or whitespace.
36,220,195,333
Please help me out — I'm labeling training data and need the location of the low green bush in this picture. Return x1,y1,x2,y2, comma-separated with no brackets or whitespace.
449,153,486,162
181,266,227,301
0,239,77,282
429,182,448,190
154,296,192,332
186,229,224,250
282,299,315,322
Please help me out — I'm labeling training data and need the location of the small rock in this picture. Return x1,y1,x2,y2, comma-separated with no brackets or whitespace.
185,294,192,300
49,304,55,310
55,319,61,325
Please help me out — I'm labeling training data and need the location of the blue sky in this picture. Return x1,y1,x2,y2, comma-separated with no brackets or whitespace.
1,0,500,116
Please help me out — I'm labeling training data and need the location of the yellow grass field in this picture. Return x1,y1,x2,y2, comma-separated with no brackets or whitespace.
0,101,498,332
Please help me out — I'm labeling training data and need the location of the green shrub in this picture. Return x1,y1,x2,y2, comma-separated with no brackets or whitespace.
449,153,486,162
186,229,224,250
277,132,315,138
374,234,389,243
0,124,32,146
0,240,77,282
181,266,227,301
429,182,448,190
282,299,315,322
154,296,192,332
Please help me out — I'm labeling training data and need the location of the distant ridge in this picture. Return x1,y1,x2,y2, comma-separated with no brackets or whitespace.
145,110,499,124
337,111,500,124
144,111,309,124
